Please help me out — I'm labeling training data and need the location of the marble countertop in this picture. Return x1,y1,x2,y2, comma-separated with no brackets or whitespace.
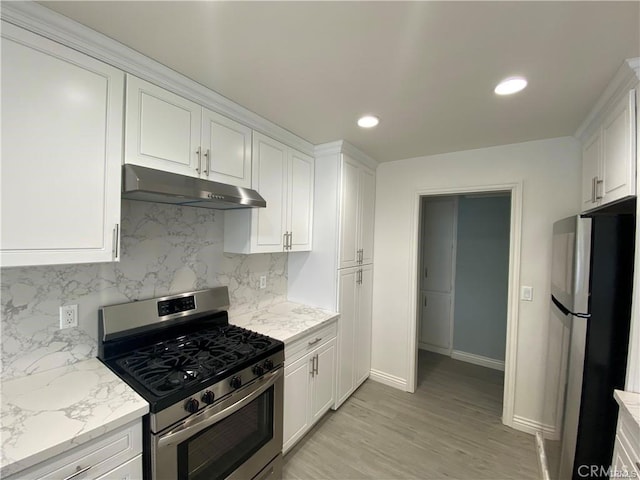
1,358,149,478
614,389,640,427
230,301,339,345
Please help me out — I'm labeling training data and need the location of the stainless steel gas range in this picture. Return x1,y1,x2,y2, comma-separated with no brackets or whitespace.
98,287,284,480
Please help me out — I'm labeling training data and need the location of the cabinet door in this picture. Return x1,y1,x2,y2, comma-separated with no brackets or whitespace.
421,197,456,292
339,155,361,268
201,108,252,188
125,75,201,176
311,340,336,423
581,130,601,211
1,22,123,267
359,166,376,265
283,354,312,453
355,265,373,387
602,89,636,205
336,268,358,407
251,132,288,252
288,149,314,252
420,291,452,351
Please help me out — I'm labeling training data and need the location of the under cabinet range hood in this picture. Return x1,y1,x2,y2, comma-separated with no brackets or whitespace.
122,164,266,210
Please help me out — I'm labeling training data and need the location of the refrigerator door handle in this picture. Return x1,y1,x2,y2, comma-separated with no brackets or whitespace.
551,295,591,319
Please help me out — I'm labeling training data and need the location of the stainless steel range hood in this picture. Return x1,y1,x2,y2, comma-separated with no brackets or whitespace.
122,164,266,210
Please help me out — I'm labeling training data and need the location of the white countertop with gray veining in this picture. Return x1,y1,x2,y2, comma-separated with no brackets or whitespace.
230,301,339,345
614,389,640,427
0,358,149,478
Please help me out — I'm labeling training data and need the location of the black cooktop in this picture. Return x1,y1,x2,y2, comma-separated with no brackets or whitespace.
115,325,277,397
101,320,283,412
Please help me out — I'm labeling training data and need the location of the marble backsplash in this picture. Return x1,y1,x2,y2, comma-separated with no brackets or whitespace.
0,200,287,382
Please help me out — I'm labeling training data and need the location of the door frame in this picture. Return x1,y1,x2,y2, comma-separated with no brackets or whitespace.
407,182,522,428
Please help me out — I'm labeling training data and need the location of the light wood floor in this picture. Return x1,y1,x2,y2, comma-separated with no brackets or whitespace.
282,350,539,480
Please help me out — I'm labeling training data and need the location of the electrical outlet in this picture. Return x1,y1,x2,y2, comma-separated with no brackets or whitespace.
259,276,267,289
60,304,78,329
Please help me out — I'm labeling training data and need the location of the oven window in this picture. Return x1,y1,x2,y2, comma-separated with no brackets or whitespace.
178,388,274,480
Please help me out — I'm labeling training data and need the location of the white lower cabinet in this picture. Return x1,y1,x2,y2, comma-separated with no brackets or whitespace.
7,420,143,480
611,401,639,479
283,321,337,454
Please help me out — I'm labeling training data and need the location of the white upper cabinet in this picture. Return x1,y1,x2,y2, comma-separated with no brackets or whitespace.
339,154,376,269
224,132,314,253
579,59,638,212
1,22,124,267
125,75,252,187
201,108,252,188
601,90,636,205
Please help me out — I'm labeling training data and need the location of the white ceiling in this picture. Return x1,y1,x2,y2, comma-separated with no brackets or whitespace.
40,1,640,162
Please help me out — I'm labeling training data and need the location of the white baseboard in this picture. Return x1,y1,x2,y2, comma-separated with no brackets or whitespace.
536,432,551,480
512,415,558,440
369,369,407,391
418,343,451,356
451,350,505,371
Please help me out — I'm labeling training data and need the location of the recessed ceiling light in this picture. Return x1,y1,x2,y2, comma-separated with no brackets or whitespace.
494,77,528,95
357,115,380,128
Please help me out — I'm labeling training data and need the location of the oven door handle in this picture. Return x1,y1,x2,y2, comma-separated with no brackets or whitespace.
157,368,282,449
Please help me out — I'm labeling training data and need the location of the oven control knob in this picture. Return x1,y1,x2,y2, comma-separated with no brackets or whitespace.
230,376,242,389
252,364,264,376
185,398,200,413
263,359,274,371
201,390,215,405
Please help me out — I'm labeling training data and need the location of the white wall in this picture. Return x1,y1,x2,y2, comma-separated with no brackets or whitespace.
371,136,581,426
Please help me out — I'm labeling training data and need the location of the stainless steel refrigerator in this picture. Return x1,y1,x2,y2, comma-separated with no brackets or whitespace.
549,203,635,480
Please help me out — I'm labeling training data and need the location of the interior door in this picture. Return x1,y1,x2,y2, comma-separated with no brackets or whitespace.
419,197,456,353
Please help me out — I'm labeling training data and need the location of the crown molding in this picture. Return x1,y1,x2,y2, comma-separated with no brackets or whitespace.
314,140,379,169
1,1,314,156
575,57,640,141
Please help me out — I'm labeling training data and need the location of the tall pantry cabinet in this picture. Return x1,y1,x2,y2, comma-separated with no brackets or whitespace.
288,140,377,409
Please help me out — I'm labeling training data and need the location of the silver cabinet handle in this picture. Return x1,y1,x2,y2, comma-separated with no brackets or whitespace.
112,224,119,260
314,354,319,375
196,147,202,174
308,337,322,346
283,232,288,251
595,178,603,200
591,176,596,203
289,232,293,249
63,465,92,480
309,356,315,376
204,148,210,176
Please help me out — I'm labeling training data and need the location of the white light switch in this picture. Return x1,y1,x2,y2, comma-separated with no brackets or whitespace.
521,286,533,301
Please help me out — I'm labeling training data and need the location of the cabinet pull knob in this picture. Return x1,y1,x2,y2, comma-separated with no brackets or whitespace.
112,224,119,260
204,148,210,176
308,337,322,346
64,464,92,480
595,178,603,200
196,147,202,174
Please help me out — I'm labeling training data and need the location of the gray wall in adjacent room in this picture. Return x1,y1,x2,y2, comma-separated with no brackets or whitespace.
453,195,510,361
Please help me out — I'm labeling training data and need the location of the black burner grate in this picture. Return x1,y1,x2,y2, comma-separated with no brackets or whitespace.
115,325,276,397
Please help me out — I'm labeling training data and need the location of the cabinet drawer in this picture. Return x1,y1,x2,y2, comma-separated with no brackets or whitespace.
8,421,142,480
285,321,338,364
612,434,640,479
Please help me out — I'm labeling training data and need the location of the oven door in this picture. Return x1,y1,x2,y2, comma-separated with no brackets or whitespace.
152,368,283,480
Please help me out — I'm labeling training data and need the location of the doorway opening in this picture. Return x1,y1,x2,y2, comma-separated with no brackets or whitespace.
407,183,522,427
